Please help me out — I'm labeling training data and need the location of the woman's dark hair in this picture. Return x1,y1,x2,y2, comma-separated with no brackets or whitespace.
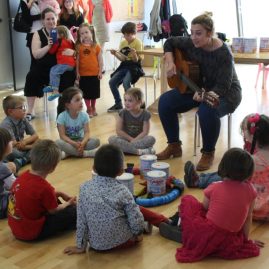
57,87,83,115
41,7,57,20
94,144,124,178
0,128,12,160
218,148,254,181
121,22,136,35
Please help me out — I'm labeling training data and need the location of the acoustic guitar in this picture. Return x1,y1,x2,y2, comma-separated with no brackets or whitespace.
167,49,220,107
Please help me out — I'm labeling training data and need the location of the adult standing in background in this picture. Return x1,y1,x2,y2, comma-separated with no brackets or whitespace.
24,8,75,120
59,0,84,29
21,0,42,58
90,0,112,50
156,12,242,171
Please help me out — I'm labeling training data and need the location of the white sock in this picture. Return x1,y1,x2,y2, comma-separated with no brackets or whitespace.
83,149,97,158
61,151,69,160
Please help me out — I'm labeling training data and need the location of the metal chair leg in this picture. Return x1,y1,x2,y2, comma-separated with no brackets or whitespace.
228,113,232,149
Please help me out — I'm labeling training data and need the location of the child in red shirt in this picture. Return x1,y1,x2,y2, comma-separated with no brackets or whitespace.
43,25,76,101
8,139,77,241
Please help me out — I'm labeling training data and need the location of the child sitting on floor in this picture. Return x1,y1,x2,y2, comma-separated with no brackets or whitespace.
0,128,16,219
64,144,168,254
184,113,269,221
56,87,100,159
159,148,264,263
0,95,39,172
8,139,77,241
108,88,155,155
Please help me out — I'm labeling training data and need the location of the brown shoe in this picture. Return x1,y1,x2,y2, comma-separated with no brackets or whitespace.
196,151,215,171
156,142,182,160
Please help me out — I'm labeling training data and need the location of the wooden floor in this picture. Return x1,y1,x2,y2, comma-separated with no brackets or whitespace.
0,65,269,269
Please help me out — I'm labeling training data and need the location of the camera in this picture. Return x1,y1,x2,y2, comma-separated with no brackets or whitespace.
50,29,58,44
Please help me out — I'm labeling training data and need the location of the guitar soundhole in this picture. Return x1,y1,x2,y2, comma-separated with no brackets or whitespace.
186,63,201,93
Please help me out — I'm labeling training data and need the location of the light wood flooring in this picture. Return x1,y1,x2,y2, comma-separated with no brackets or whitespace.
0,65,269,269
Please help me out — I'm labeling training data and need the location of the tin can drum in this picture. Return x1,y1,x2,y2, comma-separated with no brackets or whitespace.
140,154,157,179
146,170,166,196
116,172,134,194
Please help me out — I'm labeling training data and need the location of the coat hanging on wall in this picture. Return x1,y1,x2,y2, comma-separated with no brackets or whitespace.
149,0,181,42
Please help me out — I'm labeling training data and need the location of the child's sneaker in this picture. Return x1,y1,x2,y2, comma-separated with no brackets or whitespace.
139,147,156,155
48,93,62,101
43,86,53,93
13,157,29,171
184,161,199,188
143,221,153,234
159,222,182,243
168,212,180,226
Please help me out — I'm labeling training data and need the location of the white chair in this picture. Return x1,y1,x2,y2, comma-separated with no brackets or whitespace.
193,112,232,156
143,56,159,107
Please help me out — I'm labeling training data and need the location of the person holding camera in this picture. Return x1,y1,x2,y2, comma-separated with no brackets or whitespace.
24,7,75,120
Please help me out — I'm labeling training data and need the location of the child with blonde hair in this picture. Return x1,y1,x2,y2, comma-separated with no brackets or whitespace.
56,87,100,158
43,25,76,101
76,23,103,117
108,88,155,155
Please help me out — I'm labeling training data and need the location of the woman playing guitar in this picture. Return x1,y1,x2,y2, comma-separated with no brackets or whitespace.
156,12,242,171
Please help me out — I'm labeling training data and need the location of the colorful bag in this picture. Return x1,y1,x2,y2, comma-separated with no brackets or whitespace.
13,1,32,33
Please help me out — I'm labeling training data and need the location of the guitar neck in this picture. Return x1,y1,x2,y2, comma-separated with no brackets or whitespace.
177,70,202,94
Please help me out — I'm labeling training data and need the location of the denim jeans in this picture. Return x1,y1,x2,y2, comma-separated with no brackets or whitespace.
50,64,74,89
198,172,222,188
158,89,234,152
109,68,132,104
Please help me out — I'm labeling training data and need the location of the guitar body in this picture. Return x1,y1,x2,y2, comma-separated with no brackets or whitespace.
167,49,201,94
167,49,220,107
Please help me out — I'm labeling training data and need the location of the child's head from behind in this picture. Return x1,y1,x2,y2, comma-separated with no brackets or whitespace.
218,148,254,181
94,144,124,178
57,25,70,39
30,139,61,174
77,23,96,45
0,127,12,161
58,87,83,114
240,113,269,154
2,95,27,119
124,88,144,111
121,22,136,43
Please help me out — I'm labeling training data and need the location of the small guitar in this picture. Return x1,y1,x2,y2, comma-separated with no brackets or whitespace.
167,49,219,107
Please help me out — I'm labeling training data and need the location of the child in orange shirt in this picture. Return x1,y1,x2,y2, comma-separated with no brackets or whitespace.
76,23,103,117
